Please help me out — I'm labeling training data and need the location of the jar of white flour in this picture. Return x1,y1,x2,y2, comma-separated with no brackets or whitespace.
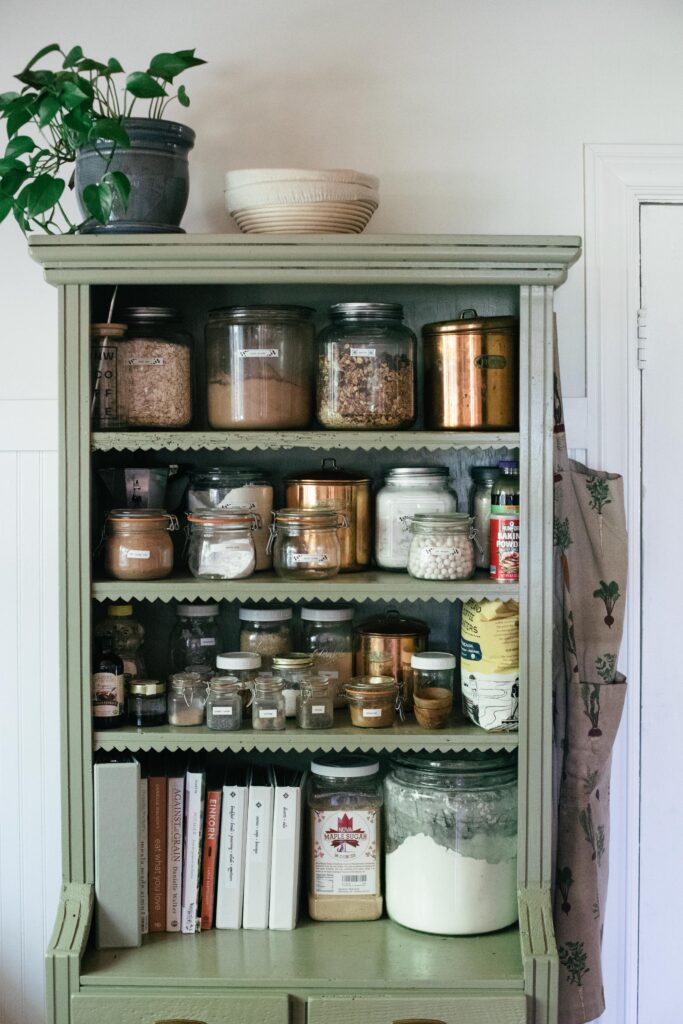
384,751,518,935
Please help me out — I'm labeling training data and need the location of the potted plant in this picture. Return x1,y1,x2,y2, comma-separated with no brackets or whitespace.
0,43,205,234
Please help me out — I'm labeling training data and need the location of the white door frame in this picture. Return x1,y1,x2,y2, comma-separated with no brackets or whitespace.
584,143,683,1024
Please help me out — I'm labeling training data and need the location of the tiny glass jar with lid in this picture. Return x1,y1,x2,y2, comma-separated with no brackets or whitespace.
167,671,207,726
407,512,476,581
206,676,243,731
205,305,315,429
375,466,458,570
410,652,455,730
104,509,176,580
120,306,193,429
272,653,314,717
300,606,354,708
470,466,500,571
91,322,126,429
127,679,166,727
170,602,222,674
94,603,146,683
251,675,286,731
307,756,384,921
268,508,346,579
215,651,261,711
238,607,292,669
384,751,518,935
297,674,334,730
345,676,400,728
316,302,417,429
187,465,274,570
186,508,258,580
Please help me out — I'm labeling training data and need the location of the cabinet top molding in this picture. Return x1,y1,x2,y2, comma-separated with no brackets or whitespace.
29,233,582,286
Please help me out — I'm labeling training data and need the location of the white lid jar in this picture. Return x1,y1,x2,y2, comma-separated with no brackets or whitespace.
375,467,457,570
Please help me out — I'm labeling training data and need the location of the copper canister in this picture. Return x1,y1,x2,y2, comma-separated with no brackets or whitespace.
422,310,518,429
354,610,429,706
285,458,371,572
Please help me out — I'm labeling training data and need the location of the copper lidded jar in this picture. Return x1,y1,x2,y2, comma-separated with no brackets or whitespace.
285,458,371,572
422,309,519,430
354,609,429,706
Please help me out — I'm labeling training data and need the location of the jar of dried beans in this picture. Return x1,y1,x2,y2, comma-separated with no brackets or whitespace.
104,509,176,580
316,302,417,429
120,306,193,429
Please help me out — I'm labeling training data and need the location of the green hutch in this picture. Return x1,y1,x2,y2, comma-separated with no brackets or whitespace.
31,233,581,1024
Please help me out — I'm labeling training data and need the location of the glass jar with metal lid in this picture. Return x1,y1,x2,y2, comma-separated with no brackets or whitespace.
272,653,314,717
407,512,476,581
268,508,347,579
422,310,518,430
354,609,429,706
205,305,315,429
300,606,354,708
251,675,286,731
206,676,243,731
104,508,176,580
167,671,207,726
169,602,222,674
94,603,146,683
384,751,518,935
317,302,417,429
238,607,292,668
91,322,126,429
345,676,400,728
120,306,193,428
297,674,334,730
127,679,166,727
375,466,458,569
186,508,258,580
187,466,273,570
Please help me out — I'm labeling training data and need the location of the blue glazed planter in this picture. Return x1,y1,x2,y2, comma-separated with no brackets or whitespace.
75,118,195,234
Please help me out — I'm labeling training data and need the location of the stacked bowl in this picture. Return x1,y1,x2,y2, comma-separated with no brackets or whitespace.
224,168,379,234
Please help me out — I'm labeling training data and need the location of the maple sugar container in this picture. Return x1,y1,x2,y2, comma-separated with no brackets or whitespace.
308,755,383,921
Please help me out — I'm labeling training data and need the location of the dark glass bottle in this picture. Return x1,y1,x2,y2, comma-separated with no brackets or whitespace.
92,635,126,729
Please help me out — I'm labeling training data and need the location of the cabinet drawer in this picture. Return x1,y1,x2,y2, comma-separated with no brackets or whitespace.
307,994,526,1024
71,990,290,1024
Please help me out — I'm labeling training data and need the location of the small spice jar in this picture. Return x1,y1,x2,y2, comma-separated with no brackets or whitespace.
215,651,261,711
407,512,476,581
238,607,292,669
91,322,126,429
470,467,499,571
127,679,167,727
269,508,346,579
167,671,207,726
300,606,354,709
206,676,243,731
251,675,286,731
272,653,314,717
104,509,176,581
120,306,193,429
345,676,400,728
187,508,258,580
169,602,222,674
297,674,334,730
410,652,455,730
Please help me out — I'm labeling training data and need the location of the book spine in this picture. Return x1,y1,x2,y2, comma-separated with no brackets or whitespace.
139,776,149,935
269,783,303,931
200,789,222,931
148,776,167,932
243,784,275,930
181,770,205,934
166,775,184,932
215,785,247,929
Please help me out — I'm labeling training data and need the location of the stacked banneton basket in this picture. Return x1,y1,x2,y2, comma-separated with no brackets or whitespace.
224,168,379,233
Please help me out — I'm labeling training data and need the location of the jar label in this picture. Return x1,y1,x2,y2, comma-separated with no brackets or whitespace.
490,515,520,580
312,809,377,896
292,552,325,564
312,705,326,715
91,343,119,424
212,707,233,716
198,540,255,578
425,545,465,557
128,356,164,366
259,708,278,719
349,346,376,357
200,638,217,647
239,348,279,358
363,707,383,718
92,671,124,717
126,549,151,559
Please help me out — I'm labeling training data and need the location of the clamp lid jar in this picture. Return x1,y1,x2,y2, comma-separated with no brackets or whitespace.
345,675,400,729
206,675,243,731
268,508,347,579
187,508,258,580
272,652,314,717
104,508,176,581
167,671,207,726
406,512,476,581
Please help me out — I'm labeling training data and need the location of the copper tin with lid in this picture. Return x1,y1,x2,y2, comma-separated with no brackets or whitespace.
354,609,429,705
422,310,519,430
285,457,371,572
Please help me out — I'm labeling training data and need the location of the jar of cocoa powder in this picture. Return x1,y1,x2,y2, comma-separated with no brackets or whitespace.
104,509,177,580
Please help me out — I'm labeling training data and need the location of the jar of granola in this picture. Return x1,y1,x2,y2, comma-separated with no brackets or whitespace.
120,306,193,428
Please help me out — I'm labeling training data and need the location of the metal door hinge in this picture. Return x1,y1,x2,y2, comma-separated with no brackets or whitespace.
637,307,647,370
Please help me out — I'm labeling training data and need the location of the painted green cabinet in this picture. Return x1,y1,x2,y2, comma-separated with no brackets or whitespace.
32,233,580,1024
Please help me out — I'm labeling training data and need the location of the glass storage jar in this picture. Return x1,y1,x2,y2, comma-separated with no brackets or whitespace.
187,466,273,570
407,512,476,581
297,674,334,729
490,460,520,581
300,606,354,709
91,322,126,429
104,509,176,580
167,671,207,726
272,653,314,717
375,466,458,570
170,602,222,674
94,603,146,684
307,756,383,921
269,508,346,579
251,676,286,731
205,305,314,429
410,652,455,729
215,651,261,711
384,751,518,935
354,609,429,706
345,676,400,728
127,679,166,727
186,508,258,580
238,607,292,668
470,466,499,571
317,302,417,429
120,306,193,428
206,676,243,731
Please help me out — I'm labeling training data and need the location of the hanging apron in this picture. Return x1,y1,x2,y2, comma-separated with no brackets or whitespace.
552,323,628,1024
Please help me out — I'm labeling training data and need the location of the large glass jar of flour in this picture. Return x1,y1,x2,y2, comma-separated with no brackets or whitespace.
187,466,273,570
384,751,518,935
375,467,457,570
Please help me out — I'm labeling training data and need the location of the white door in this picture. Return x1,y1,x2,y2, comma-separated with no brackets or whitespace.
638,203,683,1023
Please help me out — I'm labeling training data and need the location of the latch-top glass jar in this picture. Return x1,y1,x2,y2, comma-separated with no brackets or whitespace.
186,508,258,580
269,508,346,579
206,676,243,731
297,674,334,730
407,512,476,581
251,675,286,731
272,653,314,717
104,509,176,580
375,466,458,570
120,306,193,428
167,671,207,726
384,751,518,935
187,466,274,570
345,676,400,728
317,302,417,429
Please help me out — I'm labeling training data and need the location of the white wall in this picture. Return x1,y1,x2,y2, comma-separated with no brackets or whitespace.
3,1,683,1020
